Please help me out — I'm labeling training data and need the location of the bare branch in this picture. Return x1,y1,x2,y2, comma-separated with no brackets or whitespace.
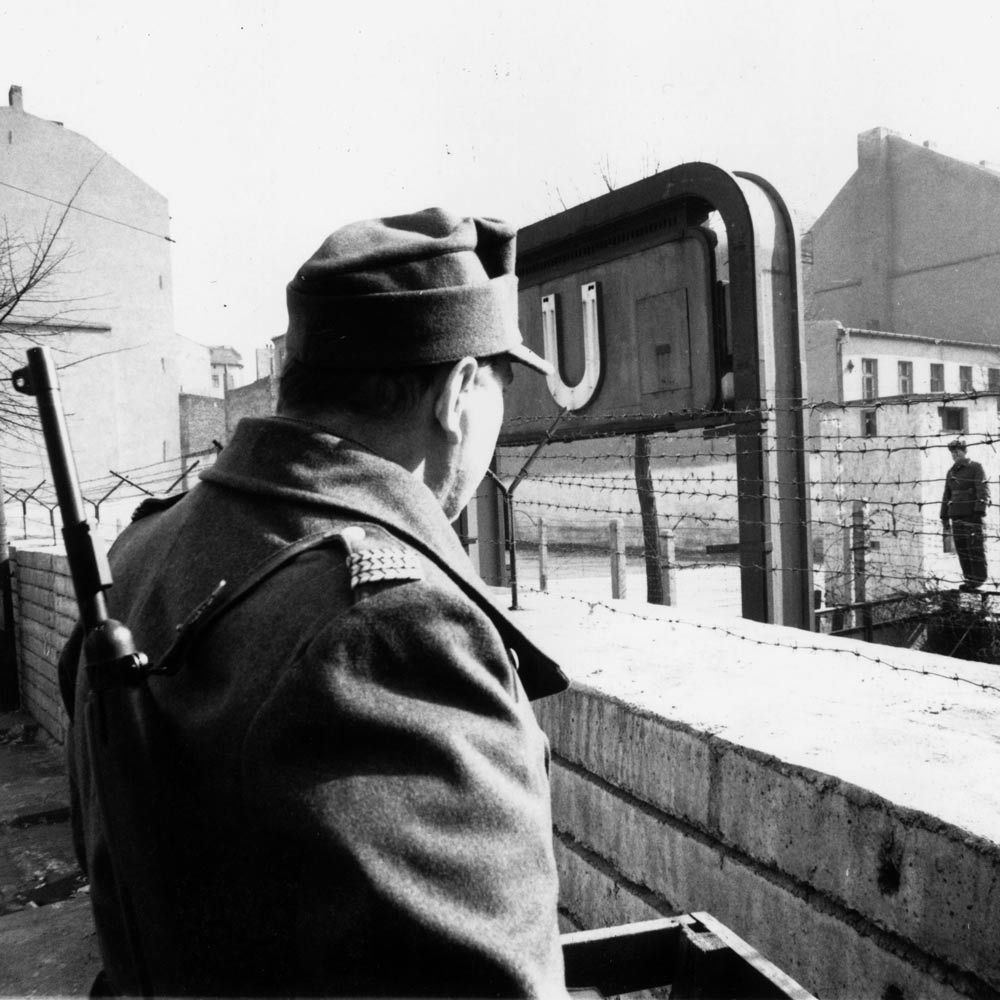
597,154,617,193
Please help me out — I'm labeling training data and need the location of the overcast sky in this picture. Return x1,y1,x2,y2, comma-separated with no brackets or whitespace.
4,0,1000,366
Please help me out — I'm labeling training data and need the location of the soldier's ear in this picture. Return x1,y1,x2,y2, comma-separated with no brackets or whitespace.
434,357,478,444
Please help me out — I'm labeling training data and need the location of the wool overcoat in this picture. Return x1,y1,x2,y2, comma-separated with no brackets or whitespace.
940,458,990,520
59,415,570,998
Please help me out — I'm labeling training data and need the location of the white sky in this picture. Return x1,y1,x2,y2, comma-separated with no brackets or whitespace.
4,0,1000,365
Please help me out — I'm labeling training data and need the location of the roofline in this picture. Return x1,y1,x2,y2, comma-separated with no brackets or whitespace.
840,326,1000,353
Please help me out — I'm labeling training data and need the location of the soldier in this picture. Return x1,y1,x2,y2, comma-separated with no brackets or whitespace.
59,209,571,997
940,437,990,591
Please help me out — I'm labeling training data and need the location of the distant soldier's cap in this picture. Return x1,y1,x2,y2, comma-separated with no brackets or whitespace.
284,207,552,374
948,438,968,450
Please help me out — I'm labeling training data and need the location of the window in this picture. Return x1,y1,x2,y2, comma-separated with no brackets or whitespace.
939,406,968,433
861,408,878,437
930,363,944,394
959,365,973,393
989,368,1000,392
211,371,220,388
861,358,878,400
897,360,913,395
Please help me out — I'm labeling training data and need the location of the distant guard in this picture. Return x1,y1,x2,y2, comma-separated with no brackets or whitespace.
940,437,990,591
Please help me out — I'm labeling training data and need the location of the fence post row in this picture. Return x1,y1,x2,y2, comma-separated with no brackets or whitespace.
660,528,677,607
538,518,548,593
610,519,627,599
851,500,870,638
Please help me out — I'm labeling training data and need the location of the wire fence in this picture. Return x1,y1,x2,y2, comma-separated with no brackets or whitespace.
3,444,221,543
6,389,1000,686
484,389,1000,682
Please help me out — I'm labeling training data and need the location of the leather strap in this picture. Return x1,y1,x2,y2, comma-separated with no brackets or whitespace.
151,526,350,676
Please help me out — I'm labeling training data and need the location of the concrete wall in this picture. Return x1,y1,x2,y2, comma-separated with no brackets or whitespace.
11,545,999,998
539,685,996,1000
522,594,1000,1000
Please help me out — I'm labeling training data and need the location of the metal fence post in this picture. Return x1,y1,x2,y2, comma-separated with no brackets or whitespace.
659,529,677,606
634,433,665,604
610,519,627,599
851,500,869,637
538,518,549,593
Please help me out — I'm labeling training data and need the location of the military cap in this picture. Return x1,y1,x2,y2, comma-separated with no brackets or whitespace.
285,207,552,374
948,438,968,451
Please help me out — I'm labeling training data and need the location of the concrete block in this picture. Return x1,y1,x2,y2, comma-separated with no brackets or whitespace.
537,686,713,829
550,760,721,913
552,759,981,1000
19,590,54,621
12,550,54,573
52,571,75,601
19,620,59,664
553,834,666,931
16,567,55,593
715,747,1000,986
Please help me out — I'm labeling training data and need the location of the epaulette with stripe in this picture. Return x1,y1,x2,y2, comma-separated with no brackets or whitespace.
339,524,424,594
131,492,187,522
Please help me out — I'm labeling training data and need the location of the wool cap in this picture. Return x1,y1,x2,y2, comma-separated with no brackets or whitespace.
285,208,552,374
948,438,969,451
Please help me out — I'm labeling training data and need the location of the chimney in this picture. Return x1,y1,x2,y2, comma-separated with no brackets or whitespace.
8,85,23,111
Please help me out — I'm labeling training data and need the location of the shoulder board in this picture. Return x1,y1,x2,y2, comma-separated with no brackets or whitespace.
339,523,424,591
131,492,187,522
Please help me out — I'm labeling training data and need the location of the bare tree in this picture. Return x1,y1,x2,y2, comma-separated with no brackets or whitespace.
0,183,95,708
545,144,668,215
0,207,78,438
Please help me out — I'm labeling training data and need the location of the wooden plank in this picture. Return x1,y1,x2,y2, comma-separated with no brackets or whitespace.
690,912,815,999
562,916,688,996
560,912,816,999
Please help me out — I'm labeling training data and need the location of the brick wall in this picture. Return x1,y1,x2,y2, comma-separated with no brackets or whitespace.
10,548,75,744
225,374,278,438
179,393,226,456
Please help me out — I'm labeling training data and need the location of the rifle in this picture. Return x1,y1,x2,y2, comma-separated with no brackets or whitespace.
12,346,155,995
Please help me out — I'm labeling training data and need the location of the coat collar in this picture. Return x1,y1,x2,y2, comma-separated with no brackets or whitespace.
201,417,568,700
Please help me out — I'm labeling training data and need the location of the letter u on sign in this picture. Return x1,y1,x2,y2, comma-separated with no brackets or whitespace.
540,282,602,411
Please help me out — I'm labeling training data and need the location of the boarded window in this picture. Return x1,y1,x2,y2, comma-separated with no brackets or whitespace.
897,361,912,395
939,406,968,433
861,358,878,400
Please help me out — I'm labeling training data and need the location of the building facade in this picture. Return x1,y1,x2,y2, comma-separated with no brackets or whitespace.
807,126,1000,343
807,321,1000,437
0,85,180,502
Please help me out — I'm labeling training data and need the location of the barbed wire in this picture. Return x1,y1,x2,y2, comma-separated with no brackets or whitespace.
511,584,1000,696
521,470,972,490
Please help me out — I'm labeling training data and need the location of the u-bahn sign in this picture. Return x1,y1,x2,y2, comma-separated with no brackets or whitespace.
503,190,723,441
480,162,814,630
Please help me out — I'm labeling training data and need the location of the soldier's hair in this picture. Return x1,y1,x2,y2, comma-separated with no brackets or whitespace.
277,356,503,421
